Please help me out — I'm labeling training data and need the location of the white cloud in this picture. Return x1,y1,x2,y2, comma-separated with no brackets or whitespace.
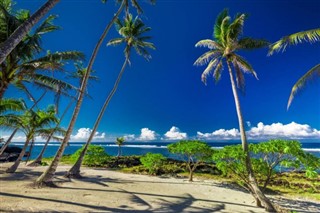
164,126,187,140
248,122,320,139
137,128,157,141
246,121,251,128
197,122,320,140
197,128,240,140
71,128,105,142
123,134,135,141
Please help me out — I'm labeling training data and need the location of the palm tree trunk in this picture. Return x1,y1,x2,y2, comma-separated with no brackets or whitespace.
35,1,126,187
28,100,73,167
66,55,130,178
0,0,60,65
117,145,121,157
0,81,9,100
226,61,275,212
6,138,31,173
0,128,18,156
25,138,35,163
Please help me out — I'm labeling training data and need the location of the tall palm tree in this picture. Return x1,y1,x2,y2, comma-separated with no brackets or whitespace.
65,14,155,178
0,0,60,64
194,9,274,211
28,66,98,167
0,3,83,100
115,137,125,157
1,106,64,173
269,28,320,109
35,0,155,187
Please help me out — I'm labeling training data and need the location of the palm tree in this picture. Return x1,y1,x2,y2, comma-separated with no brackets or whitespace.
0,0,60,64
65,14,155,178
194,9,275,211
0,98,26,156
115,137,125,157
269,28,320,109
0,3,83,100
28,65,98,167
35,0,155,187
1,106,64,173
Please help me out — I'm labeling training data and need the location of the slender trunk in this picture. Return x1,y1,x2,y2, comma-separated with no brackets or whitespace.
117,145,121,157
189,169,194,182
66,55,130,178
226,61,275,212
35,2,126,186
25,138,35,163
28,100,73,166
0,128,18,156
6,138,31,173
0,0,60,65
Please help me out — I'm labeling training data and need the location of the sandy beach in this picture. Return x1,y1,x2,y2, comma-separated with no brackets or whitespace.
0,163,319,213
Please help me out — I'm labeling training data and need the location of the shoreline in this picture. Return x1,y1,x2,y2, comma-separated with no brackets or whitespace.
1,163,320,212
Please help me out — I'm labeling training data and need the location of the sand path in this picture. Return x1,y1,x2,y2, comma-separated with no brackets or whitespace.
0,163,319,212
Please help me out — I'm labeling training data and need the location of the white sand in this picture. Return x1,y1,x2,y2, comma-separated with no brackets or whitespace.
0,163,319,212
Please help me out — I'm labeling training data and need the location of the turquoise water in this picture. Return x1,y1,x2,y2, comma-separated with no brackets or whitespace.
10,141,320,160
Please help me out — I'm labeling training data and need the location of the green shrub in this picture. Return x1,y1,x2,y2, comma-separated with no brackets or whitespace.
168,140,214,181
213,139,320,192
140,153,166,175
71,145,110,167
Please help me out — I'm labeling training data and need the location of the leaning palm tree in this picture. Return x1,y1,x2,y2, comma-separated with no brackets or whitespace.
28,66,98,167
115,137,125,157
0,0,60,64
194,9,274,211
0,4,83,100
35,0,155,187
2,106,64,173
65,14,155,178
0,98,26,156
269,28,320,109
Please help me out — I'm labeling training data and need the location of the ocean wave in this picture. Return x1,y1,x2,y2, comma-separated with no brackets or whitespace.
303,148,320,152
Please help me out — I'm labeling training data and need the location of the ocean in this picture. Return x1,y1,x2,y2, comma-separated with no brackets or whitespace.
9,141,320,160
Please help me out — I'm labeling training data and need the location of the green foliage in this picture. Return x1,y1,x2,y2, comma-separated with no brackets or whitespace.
71,145,110,167
140,153,166,175
168,140,214,162
213,139,320,191
168,140,214,181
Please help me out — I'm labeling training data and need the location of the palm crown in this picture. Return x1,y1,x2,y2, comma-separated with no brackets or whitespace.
194,9,268,90
0,3,84,100
107,14,155,60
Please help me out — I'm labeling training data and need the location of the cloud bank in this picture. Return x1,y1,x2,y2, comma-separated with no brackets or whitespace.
197,122,320,140
137,128,157,141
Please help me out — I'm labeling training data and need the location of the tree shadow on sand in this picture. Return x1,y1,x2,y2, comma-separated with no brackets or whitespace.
0,191,225,212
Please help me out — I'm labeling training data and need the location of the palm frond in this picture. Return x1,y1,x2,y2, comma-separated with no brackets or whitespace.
194,39,222,50
107,38,125,46
269,28,320,55
0,98,26,114
219,16,231,46
194,50,221,66
213,61,224,83
227,14,246,42
233,54,258,79
233,59,246,92
214,9,229,42
201,58,219,85
238,37,270,50
287,63,320,109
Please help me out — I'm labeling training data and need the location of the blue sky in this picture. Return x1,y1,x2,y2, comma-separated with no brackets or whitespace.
3,0,320,142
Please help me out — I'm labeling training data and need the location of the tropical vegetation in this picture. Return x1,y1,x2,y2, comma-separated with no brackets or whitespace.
194,9,274,211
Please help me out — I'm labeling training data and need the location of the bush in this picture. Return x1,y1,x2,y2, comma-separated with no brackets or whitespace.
71,145,110,167
168,140,214,181
213,139,320,192
140,153,166,175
